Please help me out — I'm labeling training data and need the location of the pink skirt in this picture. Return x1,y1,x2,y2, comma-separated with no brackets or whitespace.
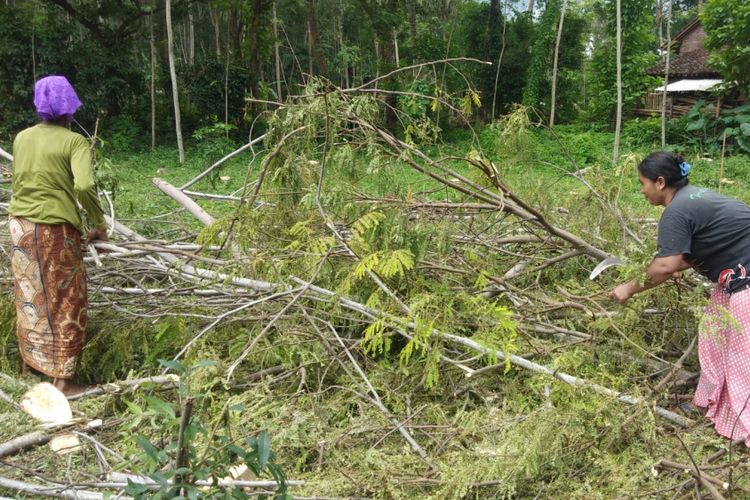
694,286,750,445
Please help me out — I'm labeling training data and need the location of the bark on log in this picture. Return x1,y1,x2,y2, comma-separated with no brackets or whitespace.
66,375,181,401
0,431,50,458
0,476,121,499
108,472,304,489
153,177,216,226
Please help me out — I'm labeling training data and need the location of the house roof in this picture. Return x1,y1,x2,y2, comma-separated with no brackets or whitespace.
655,79,723,92
647,47,721,78
670,17,702,46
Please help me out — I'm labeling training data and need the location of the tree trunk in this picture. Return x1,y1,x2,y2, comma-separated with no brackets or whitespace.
661,0,672,147
246,0,267,119
31,23,36,82
407,0,417,63
149,1,156,150
209,5,221,57
337,7,348,88
273,1,283,100
613,0,622,164
307,20,314,77
187,4,194,65
656,0,663,47
549,0,567,128
488,0,499,35
225,49,230,131
393,29,400,68
527,0,534,14
165,0,185,164
248,0,263,80
228,7,242,57
491,0,508,119
307,0,327,75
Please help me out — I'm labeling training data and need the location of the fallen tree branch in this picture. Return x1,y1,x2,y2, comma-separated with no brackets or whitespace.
0,476,124,499
657,459,731,499
108,471,304,489
0,431,51,459
0,420,102,458
67,375,180,401
179,133,266,191
153,177,216,226
292,277,694,428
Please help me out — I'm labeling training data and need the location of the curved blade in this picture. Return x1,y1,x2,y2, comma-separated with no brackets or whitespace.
589,256,624,280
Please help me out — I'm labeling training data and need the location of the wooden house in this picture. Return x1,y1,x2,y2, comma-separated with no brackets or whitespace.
638,18,729,118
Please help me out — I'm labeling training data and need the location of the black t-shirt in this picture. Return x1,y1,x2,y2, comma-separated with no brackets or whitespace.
657,185,750,292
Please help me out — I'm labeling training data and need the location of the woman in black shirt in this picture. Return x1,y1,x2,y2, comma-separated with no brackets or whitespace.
611,151,750,445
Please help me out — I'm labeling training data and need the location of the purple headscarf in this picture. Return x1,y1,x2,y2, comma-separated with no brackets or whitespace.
33,75,82,121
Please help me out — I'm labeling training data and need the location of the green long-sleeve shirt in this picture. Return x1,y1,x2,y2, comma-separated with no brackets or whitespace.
9,123,106,233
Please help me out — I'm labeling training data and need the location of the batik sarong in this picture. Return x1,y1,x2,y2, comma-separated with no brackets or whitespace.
694,286,750,445
9,216,87,379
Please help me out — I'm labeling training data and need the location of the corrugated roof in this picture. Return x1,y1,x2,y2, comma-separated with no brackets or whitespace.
654,79,723,92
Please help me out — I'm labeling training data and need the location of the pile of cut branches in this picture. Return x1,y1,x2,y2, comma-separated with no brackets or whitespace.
0,69,747,498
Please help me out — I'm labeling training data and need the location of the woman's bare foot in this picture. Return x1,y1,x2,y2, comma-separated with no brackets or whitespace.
678,402,707,417
53,378,91,397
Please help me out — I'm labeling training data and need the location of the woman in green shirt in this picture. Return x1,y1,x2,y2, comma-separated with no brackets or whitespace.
8,75,108,396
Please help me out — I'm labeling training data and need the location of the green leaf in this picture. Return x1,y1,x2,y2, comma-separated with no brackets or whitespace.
376,249,414,278
144,396,176,419
741,122,750,136
685,118,706,132
136,435,161,461
354,252,380,279
125,479,151,496
191,359,218,370
158,359,186,374
257,430,271,469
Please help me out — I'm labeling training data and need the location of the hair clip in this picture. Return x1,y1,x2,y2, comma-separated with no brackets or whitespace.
680,161,691,177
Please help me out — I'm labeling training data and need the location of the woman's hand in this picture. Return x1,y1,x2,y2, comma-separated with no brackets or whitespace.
608,255,690,305
609,282,638,304
86,227,109,245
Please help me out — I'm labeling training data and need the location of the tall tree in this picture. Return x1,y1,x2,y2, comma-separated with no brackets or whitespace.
588,0,657,125
549,0,568,128
660,0,672,148
149,1,157,150
307,0,327,75
702,0,750,96
166,0,184,163
613,0,622,164
273,0,283,100
491,0,508,119
523,0,586,123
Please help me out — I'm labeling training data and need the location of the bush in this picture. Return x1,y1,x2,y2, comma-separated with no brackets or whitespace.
99,115,145,153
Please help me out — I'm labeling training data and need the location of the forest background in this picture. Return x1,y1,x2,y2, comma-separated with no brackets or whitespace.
1,0,750,498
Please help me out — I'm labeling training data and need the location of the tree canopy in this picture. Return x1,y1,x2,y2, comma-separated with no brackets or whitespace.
0,0,741,147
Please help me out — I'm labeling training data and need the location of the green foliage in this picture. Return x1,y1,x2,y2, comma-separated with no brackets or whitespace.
0,296,17,374
522,0,589,123
702,0,750,96
125,360,290,499
458,5,536,120
0,5,42,135
587,0,659,122
180,55,253,132
684,101,750,155
99,116,145,154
